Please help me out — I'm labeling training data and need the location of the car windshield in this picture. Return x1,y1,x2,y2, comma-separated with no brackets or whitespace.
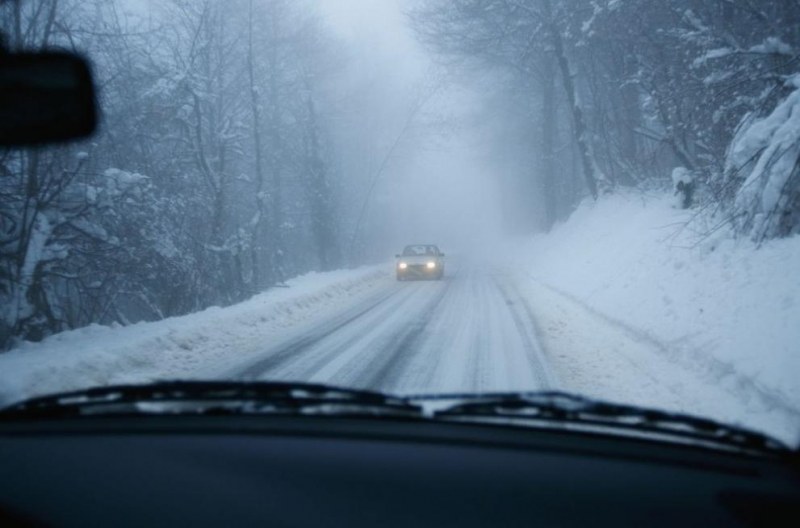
0,0,798,448
403,245,436,256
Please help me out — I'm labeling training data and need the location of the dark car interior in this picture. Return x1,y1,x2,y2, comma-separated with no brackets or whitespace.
0,380,798,527
1,411,799,527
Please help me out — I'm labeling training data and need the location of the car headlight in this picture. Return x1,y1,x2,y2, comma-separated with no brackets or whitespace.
398,262,408,269
426,261,436,269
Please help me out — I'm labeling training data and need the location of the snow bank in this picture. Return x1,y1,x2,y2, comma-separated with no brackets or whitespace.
0,266,390,406
519,191,800,440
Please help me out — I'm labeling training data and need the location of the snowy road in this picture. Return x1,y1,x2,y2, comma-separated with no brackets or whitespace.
216,257,799,443
2,250,797,444
228,261,555,394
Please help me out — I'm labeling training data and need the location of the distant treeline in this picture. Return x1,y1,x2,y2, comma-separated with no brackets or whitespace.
412,0,800,236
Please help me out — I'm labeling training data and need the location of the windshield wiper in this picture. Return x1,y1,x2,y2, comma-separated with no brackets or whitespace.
0,380,423,420
414,391,789,455
2,384,789,455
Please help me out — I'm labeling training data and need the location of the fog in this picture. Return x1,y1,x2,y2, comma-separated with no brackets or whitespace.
318,0,507,259
2,0,799,345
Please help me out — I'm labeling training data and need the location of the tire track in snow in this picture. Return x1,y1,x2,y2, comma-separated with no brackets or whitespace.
231,285,406,379
357,268,458,391
237,269,454,385
384,265,554,394
491,274,556,389
230,262,557,397
295,280,449,387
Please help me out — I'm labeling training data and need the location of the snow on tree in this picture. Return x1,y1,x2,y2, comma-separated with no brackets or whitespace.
728,74,800,240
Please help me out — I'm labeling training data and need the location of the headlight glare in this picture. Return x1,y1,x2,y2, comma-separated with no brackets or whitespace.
426,261,436,269
398,262,408,269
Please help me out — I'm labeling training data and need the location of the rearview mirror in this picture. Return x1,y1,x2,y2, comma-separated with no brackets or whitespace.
0,51,97,146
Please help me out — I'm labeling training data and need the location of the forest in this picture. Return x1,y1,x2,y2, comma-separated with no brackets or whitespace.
1,0,799,348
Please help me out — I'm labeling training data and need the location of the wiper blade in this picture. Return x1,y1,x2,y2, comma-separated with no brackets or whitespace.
416,391,788,454
3,384,787,454
0,380,422,419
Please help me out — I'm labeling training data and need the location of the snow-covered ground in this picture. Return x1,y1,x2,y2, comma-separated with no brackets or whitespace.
0,266,390,405
1,189,798,446
513,190,800,444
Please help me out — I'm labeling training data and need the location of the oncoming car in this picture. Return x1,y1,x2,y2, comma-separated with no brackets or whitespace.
396,244,445,280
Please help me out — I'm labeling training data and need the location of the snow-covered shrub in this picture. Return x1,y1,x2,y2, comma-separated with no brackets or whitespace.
726,74,800,240
671,167,695,209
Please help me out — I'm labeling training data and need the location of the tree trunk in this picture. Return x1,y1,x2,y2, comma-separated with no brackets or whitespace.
246,0,266,290
542,0,600,199
266,0,284,283
304,94,339,270
540,56,558,229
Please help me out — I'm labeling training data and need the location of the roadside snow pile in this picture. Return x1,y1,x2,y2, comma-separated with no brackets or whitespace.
522,191,800,437
0,266,389,406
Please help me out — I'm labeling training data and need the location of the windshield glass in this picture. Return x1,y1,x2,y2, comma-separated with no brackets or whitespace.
403,245,437,256
0,0,798,447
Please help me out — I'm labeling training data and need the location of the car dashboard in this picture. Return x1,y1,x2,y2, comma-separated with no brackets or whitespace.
1,415,798,527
